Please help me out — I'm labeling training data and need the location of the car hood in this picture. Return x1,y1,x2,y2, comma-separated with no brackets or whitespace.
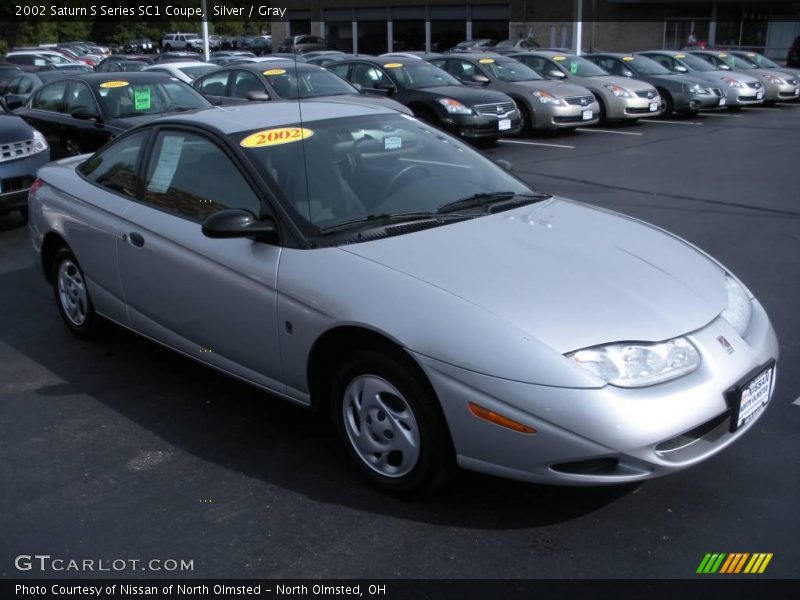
317,93,413,115
574,75,656,91
697,70,759,85
341,198,726,354
413,85,513,105
502,80,593,98
0,113,34,143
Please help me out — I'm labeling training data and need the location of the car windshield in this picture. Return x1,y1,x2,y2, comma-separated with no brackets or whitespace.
676,54,717,72
623,55,671,75
741,52,780,68
482,59,542,81
178,65,219,80
265,67,357,98
716,53,758,69
238,113,533,233
94,79,211,118
385,62,459,88
552,55,608,77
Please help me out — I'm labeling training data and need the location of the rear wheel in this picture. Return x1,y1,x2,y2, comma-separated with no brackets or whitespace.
52,247,100,339
330,349,455,495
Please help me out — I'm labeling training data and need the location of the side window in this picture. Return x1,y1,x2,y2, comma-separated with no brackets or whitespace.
327,63,350,79
520,55,547,75
231,70,265,99
196,70,230,96
79,131,147,198
31,80,68,112
6,76,23,94
65,82,100,117
456,60,478,78
350,63,391,89
142,131,262,220
599,58,622,75
650,55,673,70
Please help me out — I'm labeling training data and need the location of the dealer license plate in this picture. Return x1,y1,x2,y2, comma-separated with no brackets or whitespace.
732,365,774,431
719,98,726,106
582,110,592,120
756,91,764,100
649,102,658,111
498,118,511,131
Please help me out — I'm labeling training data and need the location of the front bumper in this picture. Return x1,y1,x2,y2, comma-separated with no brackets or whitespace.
413,298,778,485
606,95,663,119
0,152,49,213
677,90,726,112
441,110,522,139
539,101,600,129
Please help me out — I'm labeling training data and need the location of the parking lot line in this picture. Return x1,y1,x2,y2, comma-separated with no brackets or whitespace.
745,107,782,111
701,113,742,118
640,119,703,126
576,128,644,136
498,140,575,149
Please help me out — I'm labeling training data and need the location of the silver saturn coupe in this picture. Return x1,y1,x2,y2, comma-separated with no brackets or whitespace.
28,102,778,494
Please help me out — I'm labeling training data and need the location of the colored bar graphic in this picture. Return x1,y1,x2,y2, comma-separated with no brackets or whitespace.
697,553,728,573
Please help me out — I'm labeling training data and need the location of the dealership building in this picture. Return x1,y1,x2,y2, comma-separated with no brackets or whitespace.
276,1,800,59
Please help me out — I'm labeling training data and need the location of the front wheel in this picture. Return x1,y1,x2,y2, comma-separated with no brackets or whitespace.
52,247,100,339
330,350,455,495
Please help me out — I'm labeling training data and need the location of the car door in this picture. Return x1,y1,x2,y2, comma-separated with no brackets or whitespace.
349,62,393,93
117,128,284,391
63,80,111,155
19,79,69,156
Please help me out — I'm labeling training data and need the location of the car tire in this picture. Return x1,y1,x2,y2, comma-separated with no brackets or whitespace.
517,101,533,136
330,349,456,495
658,89,673,117
51,247,100,339
594,94,607,122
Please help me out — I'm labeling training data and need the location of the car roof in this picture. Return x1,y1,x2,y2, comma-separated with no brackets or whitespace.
331,56,412,66
146,61,210,70
218,61,320,73
151,101,395,135
511,50,575,57
444,52,511,60
66,72,174,84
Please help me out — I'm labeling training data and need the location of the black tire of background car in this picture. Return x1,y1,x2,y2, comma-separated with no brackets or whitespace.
516,100,533,135
51,247,101,340
330,349,456,495
657,88,673,117
594,93,607,122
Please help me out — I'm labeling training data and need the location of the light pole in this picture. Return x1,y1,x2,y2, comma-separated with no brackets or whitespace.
573,0,583,55
201,0,210,61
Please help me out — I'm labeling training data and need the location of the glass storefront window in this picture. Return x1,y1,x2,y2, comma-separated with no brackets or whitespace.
431,21,466,53
472,20,508,43
393,20,425,51
358,21,388,55
326,21,354,53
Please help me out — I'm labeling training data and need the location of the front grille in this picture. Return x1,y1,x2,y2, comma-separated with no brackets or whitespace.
747,81,763,89
564,94,594,106
635,89,658,99
473,101,515,116
0,139,34,164
710,87,722,96
626,106,658,114
655,413,729,454
0,175,34,195
779,90,799,97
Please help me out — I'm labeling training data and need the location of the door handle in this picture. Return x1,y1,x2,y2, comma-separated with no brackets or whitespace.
128,232,145,248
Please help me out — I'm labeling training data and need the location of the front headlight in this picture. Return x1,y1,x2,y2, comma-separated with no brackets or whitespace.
31,129,48,155
681,83,704,93
722,77,743,88
720,275,753,336
763,74,785,85
436,98,473,114
531,90,566,106
605,84,632,98
568,337,701,387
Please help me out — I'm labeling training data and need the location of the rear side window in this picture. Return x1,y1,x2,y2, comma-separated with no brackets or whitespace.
79,131,147,199
32,80,68,112
327,63,350,79
196,71,230,96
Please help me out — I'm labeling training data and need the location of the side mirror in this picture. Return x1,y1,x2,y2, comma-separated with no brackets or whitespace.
202,210,278,242
352,82,363,93
246,90,271,101
548,69,566,79
470,73,490,85
718,63,731,70
495,159,513,171
373,81,396,95
622,69,634,78
70,107,100,120
673,65,688,73
4,94,24,110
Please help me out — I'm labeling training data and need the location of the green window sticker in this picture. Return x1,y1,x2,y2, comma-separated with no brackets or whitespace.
134,87,151,111
569,61,578,75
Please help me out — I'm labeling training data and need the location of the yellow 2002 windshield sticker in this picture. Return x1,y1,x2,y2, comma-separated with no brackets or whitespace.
622,56,635,61
240,127,313,148
675,53,686,58
383,63,403,68
263,69,286,76
553,55,567,61
479,58,495,64
100,81,129,88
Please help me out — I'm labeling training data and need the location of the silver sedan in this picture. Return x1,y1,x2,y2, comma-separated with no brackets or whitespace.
28,102,779,494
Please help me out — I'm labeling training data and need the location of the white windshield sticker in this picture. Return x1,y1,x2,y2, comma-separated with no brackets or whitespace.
147,135,184,193
384,136,402,150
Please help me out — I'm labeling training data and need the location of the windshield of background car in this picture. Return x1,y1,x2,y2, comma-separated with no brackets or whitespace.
742,52,780,68
552,55,607,77
385,62,460,88
677,54,717,72
237,113,532,232
264,67,357,98
482,59,542,81
178,65,219,80
624,55,671,75
93,79,210,118
717,54,758,69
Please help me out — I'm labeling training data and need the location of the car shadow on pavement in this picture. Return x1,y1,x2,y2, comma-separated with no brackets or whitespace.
0,266,635,530
0,214,26,233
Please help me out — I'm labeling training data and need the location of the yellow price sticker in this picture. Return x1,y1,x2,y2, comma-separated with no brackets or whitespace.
99,81,129,88
240,127,314,148
675,53,686,58
479,58,495,64
383,63,403,68
622,56,635,61
263,69,286,76
553,56,567,61
718,53,728,57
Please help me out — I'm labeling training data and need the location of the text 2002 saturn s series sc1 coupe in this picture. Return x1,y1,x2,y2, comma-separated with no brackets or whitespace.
28,102,778,494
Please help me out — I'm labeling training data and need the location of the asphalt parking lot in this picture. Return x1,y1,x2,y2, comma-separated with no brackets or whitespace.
2,104,799,580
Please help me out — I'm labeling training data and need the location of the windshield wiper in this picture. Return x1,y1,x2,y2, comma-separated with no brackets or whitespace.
317,211,442,235
436,191,550,214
